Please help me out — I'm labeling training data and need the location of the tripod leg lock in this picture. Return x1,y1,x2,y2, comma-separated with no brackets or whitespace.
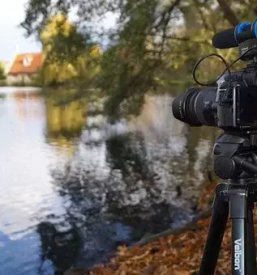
229,187,247,219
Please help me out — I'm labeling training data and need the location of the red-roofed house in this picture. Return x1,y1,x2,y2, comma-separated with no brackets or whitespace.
6,53,43,84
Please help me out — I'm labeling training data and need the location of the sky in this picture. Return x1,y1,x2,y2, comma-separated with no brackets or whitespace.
0,1,117,62
0,0,40,62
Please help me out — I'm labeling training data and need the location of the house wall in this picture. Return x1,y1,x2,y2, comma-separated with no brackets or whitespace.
6,74,36,85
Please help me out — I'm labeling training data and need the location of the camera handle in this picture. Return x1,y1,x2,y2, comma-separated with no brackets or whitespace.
199,132,257,275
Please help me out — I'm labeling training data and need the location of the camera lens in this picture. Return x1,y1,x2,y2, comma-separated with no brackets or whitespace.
172,87,217,127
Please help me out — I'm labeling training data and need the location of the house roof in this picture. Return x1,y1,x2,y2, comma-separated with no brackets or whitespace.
8,53,43,75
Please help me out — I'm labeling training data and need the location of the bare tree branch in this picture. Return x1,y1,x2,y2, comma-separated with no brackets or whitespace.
216,0,240,26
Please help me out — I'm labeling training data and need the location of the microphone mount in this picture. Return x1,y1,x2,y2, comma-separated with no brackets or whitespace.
239,38,257,61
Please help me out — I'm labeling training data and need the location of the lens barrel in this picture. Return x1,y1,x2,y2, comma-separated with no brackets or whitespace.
172,87,217,127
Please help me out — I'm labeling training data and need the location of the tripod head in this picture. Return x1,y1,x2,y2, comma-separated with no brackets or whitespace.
214,131,257,180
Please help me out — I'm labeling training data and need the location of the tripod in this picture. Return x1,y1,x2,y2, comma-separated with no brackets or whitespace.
199,132,257,275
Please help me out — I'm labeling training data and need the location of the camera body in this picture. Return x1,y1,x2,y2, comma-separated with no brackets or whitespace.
216,66,257,130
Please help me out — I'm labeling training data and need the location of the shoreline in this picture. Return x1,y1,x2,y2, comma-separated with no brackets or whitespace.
65,182,217,275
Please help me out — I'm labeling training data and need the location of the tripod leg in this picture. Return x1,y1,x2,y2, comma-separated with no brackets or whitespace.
229,187,256,275
199,183,229,275
246,203,256,275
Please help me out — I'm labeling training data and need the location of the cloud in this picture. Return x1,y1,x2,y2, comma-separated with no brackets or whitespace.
0,0,40,61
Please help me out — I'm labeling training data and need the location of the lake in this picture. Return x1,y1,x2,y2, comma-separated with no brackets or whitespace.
0,87,218,274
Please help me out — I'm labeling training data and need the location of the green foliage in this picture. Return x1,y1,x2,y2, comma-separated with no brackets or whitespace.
38,12,100,86
21,0,257,118
0,62,6,80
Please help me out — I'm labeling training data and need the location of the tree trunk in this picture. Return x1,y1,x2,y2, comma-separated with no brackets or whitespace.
216,0,239,26
253,7,257,16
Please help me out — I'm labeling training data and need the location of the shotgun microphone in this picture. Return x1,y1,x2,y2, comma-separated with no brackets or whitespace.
212,21,256,49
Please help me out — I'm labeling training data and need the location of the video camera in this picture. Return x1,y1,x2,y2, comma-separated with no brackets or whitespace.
172,20,257,131
179,20,257,275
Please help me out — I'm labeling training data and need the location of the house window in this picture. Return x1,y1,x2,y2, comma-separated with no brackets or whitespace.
23,56,33,67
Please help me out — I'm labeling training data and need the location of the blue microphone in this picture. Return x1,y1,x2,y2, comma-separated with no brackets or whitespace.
212,21,257,49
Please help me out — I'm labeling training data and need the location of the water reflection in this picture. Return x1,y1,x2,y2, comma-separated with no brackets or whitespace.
45,96,85,141
45,94,85,155
37,222,81,275
12,91,44,120
50,94,219,269
0,88,219,275
0,88,64,275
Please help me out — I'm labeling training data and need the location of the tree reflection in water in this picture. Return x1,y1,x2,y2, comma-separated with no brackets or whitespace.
37,93,218,272
37,222,81,275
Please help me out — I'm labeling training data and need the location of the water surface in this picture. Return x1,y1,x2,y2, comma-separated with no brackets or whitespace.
0,87,218,274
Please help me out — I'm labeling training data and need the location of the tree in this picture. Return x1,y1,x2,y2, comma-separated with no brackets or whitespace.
21,0,257,117
38,11,101,87
0,62,6,80
39,12,90,85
